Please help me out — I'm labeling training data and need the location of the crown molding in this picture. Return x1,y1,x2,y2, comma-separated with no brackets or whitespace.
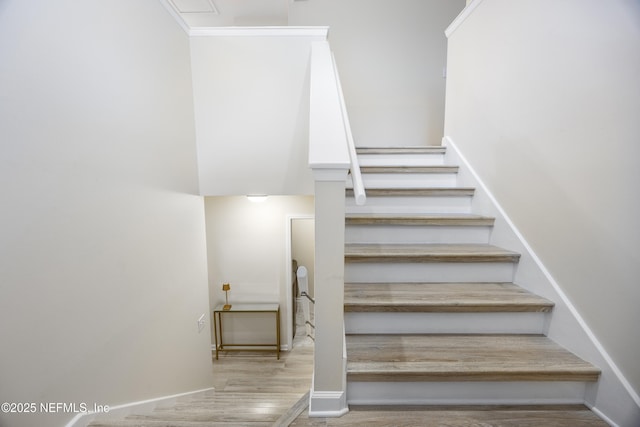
445,0,485,38
189,26,329,38
158,0,191,34
171,0,219,14
159,0,328,38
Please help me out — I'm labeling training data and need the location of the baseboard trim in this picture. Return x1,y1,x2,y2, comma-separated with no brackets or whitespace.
308,389,348,418
588,403,620,427
272,391,310,426
443,135,640,425
64,387,215,427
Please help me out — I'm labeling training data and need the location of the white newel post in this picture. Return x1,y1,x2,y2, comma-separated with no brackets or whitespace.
308,40,350,417
309,169,349,417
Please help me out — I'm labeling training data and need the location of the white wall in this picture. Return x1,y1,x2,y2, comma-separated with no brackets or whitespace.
190,31,323,196
445,0,640,417
0,1,213,426
204,196,314,350
289,0,465,147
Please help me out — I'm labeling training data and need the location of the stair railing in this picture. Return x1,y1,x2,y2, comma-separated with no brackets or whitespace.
297,266,315,341
307,40,352,417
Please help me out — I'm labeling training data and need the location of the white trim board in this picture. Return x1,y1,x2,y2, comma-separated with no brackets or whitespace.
158,0,330,39
445,0,486,38
189,26,329,38
285,214,315,350
65,387,215,427
308,390,348,418
158,0,191,34
443,135,640,427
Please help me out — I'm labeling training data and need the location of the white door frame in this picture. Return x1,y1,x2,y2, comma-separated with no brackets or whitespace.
284,214,314,349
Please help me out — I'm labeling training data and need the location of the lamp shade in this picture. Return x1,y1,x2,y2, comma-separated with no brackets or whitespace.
222,283,230,291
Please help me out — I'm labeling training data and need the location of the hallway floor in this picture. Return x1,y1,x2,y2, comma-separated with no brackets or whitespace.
208,312,314,426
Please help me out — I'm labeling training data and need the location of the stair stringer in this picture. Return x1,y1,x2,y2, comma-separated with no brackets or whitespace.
443,135,640,427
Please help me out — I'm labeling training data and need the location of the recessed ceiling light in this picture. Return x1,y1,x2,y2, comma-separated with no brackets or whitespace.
246,195,269,203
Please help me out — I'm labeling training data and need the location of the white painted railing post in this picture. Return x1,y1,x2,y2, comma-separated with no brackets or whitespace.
308,41,350,417
309,171,348,416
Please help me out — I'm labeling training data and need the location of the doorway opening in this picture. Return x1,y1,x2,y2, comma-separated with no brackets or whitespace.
286,215,314,348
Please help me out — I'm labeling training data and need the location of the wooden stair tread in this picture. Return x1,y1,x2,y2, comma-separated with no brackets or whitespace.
345,243,521,263
360,166,458,173
344,282,554,313
292,405,609,426
346,334,601,382
357,146,446,155
346,187,474,197
346,213,494,226
342,146,604,406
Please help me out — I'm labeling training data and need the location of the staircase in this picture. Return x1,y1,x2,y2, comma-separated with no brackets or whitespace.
344,146,601,406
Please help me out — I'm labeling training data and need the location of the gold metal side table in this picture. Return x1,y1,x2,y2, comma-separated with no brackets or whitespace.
212,303,280,360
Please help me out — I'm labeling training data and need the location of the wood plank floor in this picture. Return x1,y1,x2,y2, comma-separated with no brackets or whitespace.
291,405,609,426
89,321,315,427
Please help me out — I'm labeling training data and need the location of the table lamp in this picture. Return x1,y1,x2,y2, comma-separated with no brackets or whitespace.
222,283,231,310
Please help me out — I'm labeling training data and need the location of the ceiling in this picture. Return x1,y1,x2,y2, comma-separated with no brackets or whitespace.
166,0,293,27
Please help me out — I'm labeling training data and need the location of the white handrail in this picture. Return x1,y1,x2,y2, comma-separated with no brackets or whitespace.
331,53,366,206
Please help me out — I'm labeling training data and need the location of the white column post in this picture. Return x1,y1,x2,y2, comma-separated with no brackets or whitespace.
308,168,349,417
308,40,351,417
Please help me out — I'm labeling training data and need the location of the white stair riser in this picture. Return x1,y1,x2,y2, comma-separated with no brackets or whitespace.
345,225,491,244
347,173,457,189
345,262,516,283
346,381,588,406
346,196,472,214
345,312,546,335
358,154,445,167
